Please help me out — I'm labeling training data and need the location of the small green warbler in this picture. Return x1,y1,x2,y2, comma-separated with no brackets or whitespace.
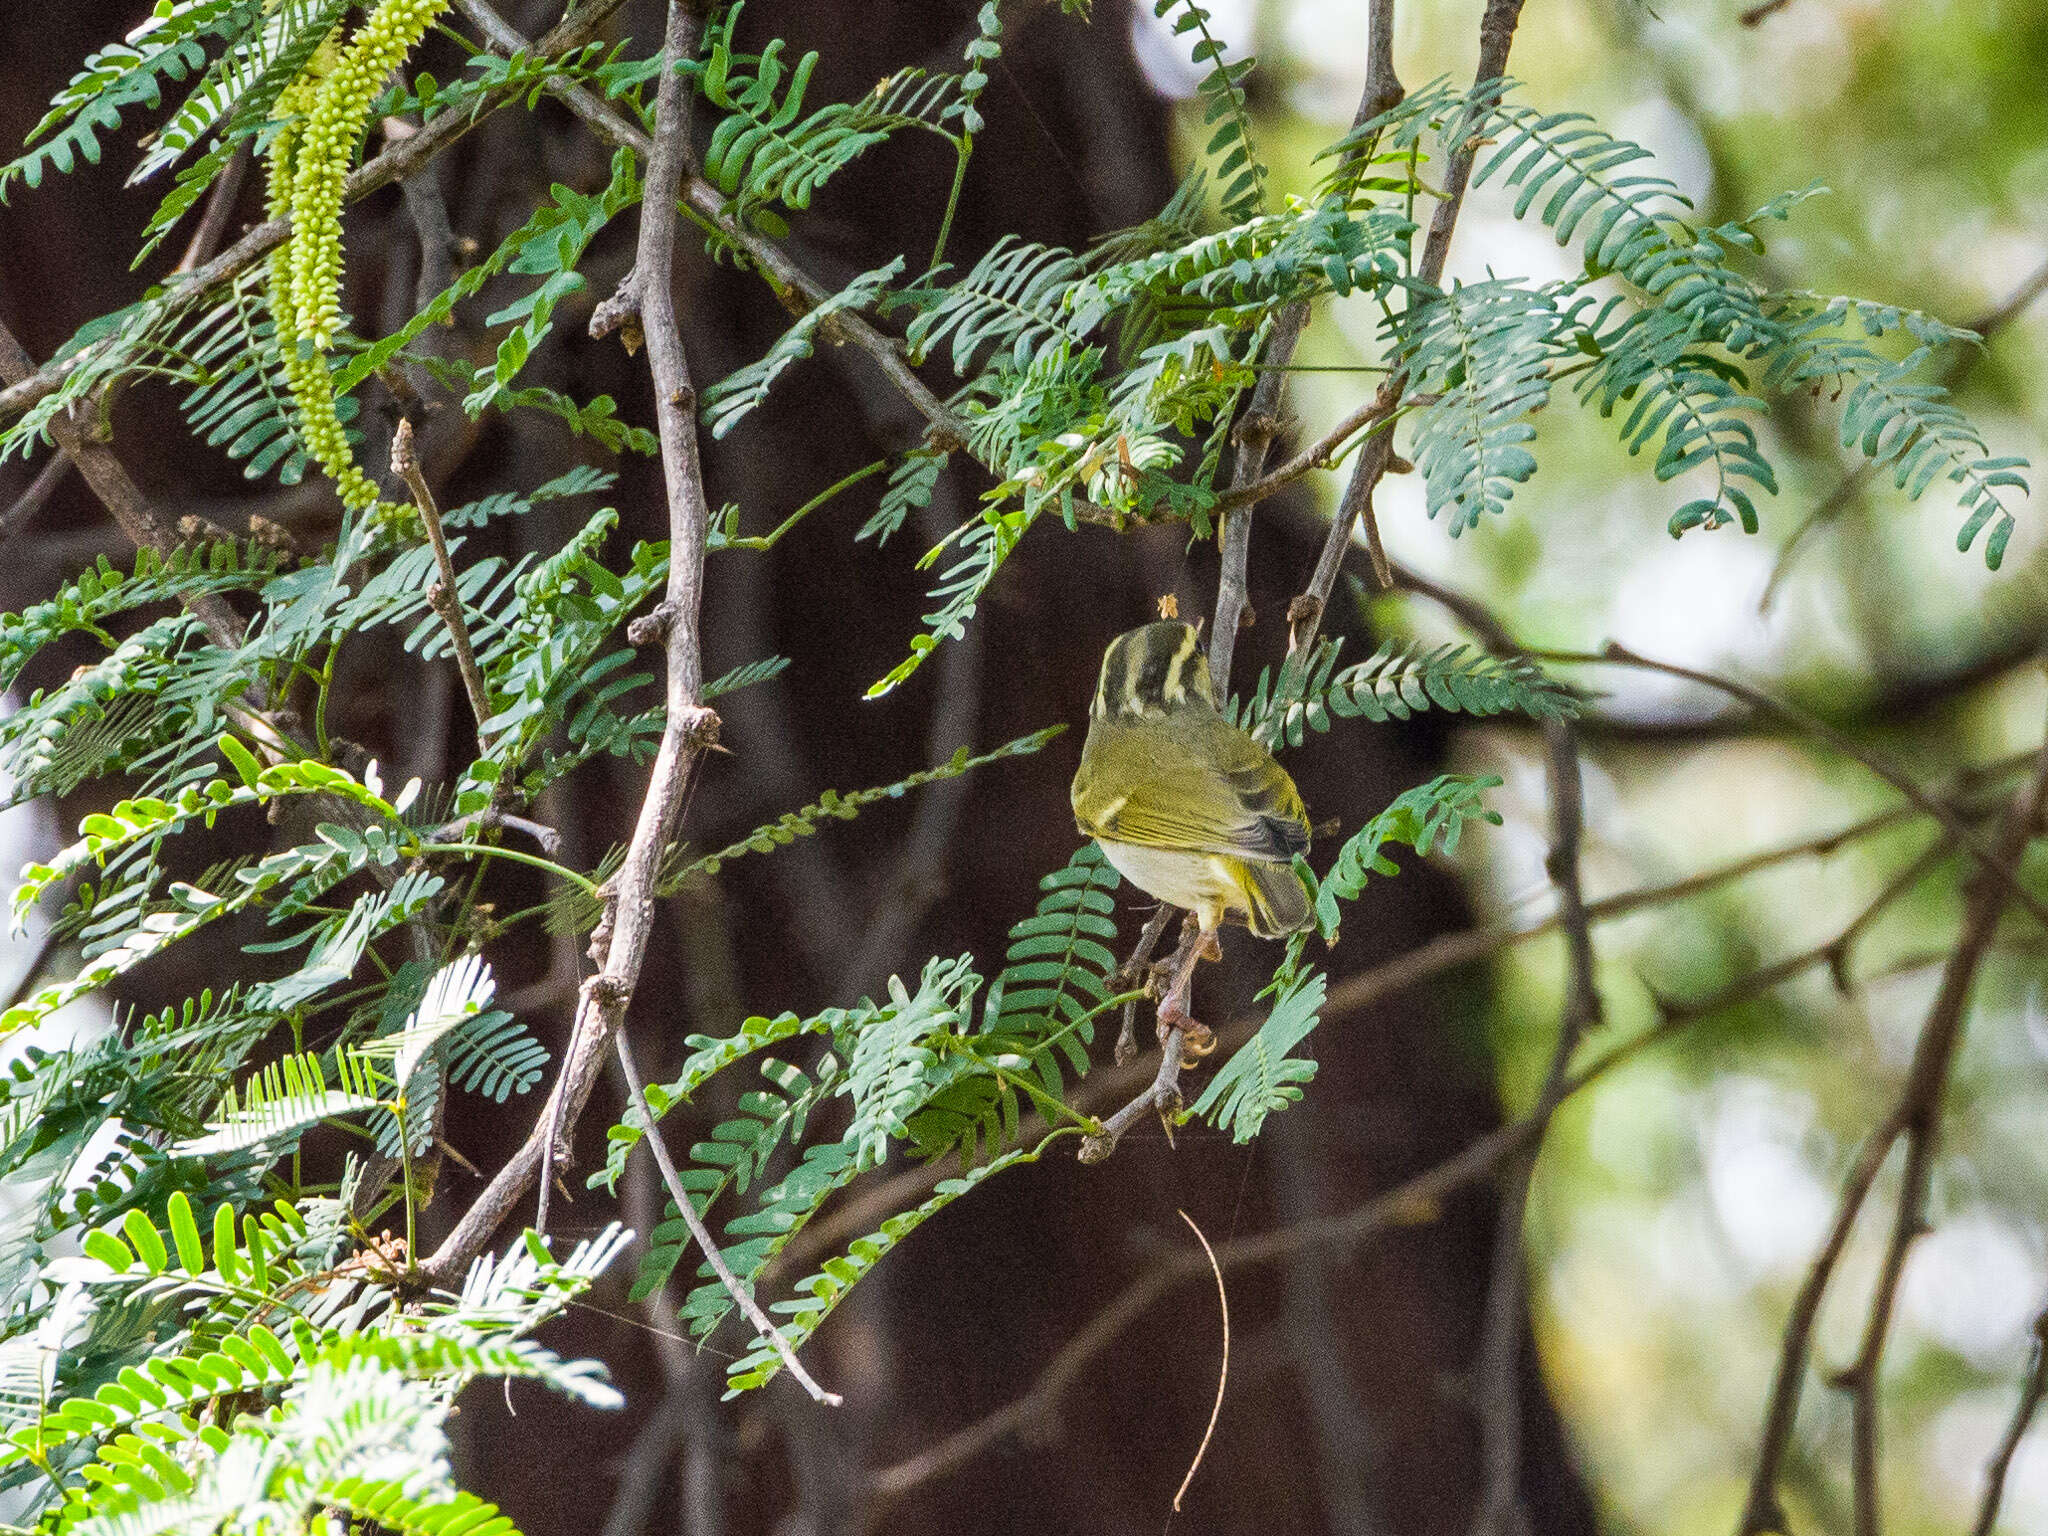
1071,618,1313,1037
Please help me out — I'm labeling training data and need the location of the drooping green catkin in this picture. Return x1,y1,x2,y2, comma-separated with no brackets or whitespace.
287,0,448,348
263,9,440,514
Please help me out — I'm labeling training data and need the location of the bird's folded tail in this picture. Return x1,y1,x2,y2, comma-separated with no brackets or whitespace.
1239,856,1312,939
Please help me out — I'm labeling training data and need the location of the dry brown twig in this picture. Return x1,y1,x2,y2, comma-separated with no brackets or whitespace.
391,417,493,743
421,0,718,1284
1173,1210,1230,1512
1973,1306,2048,1536
413,0,837,1407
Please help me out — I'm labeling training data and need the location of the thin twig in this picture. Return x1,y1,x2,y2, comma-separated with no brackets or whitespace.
422,0,723,1285
874,994,1687,1507
1077,1026,1186,1164
1172,1209,1229,1512
1540,642,2048,936
429,807,562,855
1208,0,1404,687
391,418,494,742
1113,905,1178,1067
1290,0,1526,651
1419,562,1602,1536
614,1029,842,1406
1736,682,2048,1536
1385,563,1601,1536
1213,390,1399,518
1973,1307,2048,1536
1209,298,1307,694
173,144,248,275
1470,721,1595,1536
0,454,70,546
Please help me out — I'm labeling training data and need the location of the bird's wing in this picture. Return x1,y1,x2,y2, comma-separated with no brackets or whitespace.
1075,716,1309,863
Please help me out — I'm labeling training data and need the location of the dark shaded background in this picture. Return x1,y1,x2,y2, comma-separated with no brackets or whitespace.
0,3,1595,1532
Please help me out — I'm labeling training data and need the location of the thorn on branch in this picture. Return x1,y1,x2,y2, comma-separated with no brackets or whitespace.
1231,408,1282,450
1078,1025,1187,1164
589,269,645,353
1286,593,1323,655
677,704,721,749
628,602,676,646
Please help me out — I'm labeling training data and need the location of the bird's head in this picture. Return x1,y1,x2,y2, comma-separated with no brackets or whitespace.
1091,620,1213,721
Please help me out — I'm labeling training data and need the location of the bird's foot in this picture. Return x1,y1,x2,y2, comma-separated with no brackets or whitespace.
1155,994,1215,1066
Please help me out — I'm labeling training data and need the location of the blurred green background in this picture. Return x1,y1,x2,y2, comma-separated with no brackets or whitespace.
1146,0,2048,1529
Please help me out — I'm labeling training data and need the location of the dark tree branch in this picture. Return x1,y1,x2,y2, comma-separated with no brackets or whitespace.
422,0,724,1286
1209,0,1403,693
0,316,247,655
1209,301,1307,695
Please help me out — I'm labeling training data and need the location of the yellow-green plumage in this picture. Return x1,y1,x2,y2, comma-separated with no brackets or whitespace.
1071,620,1312,940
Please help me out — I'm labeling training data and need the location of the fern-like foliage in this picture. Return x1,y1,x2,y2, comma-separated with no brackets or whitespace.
1394,280,1576,533
859,447,948,544
0,0,254,202
702,259,904,438
901,237,1090,375
1230,638,1579,750
720,1137,1058,1397
867,504,1036,697
1190,774,1500,1143
1308,773,1502,946
974,843,1123,1103
550,726,1062,934
1190,966,1326,1143
1151,0,1266,222
699,18,886,218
